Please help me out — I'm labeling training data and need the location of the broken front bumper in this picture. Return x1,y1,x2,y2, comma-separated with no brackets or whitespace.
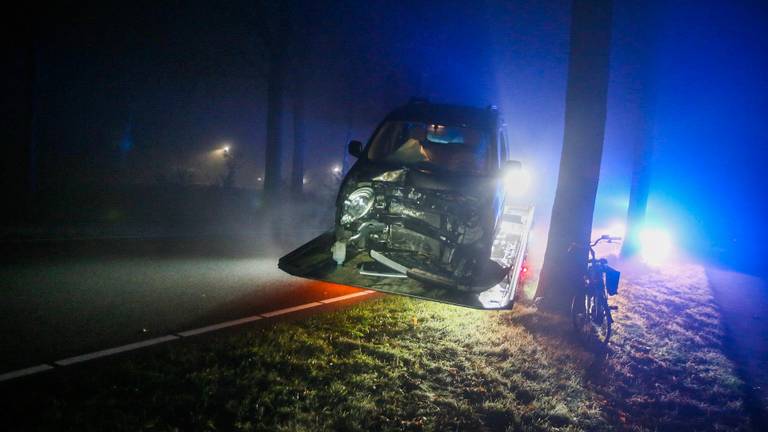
278,206,534,310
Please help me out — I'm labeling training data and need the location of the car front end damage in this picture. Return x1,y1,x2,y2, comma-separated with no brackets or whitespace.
279,165,533,309
334,168,506,292
278,101,534,309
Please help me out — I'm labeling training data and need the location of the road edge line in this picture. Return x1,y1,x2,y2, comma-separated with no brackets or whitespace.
260,302,324,317
319,290,375,304
0,364,54,383
2,290,375,382
54,335,179,366
178,315,263,337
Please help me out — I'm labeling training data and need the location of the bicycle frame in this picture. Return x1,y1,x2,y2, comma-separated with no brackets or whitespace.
571,235,620,344
585,258,613,327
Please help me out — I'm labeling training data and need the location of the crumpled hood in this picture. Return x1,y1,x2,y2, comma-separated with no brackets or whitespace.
334,165,502,288
341,164,496,203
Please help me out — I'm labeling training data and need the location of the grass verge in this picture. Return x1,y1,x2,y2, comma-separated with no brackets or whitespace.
5,263,751,431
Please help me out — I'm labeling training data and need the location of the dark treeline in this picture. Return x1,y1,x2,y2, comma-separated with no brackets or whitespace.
1,1,766,275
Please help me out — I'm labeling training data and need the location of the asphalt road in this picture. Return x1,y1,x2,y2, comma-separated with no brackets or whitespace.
707,267,768,426
0,234,364,373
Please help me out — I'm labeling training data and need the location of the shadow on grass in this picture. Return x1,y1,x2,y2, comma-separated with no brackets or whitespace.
507,308,613,386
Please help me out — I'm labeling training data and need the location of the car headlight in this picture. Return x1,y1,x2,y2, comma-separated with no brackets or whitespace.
503,166,531,197
340,187,374,224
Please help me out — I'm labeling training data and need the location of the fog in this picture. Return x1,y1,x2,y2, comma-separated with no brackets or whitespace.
2,0,766,275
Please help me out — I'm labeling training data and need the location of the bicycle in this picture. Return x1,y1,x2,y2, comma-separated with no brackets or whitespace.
570,235,622,345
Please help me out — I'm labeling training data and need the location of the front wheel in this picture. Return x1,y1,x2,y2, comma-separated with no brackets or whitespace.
571,292,611,346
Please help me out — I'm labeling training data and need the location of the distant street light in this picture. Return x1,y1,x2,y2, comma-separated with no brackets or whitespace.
207,143,233,162
332,165,342,174
217,143,235,188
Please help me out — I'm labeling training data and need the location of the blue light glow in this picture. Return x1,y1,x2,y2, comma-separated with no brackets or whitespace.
639,227,673,266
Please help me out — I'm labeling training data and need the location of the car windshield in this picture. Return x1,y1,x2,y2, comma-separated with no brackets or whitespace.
367,121,491,174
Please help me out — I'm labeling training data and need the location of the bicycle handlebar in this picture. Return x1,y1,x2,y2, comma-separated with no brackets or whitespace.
590,235,623,247
569,235,623,259
585,235,623,260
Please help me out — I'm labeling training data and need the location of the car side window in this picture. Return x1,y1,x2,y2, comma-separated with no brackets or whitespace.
498,129,509,165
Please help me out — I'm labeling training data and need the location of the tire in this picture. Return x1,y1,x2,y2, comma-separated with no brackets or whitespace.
571,293,590,342
596,295,612,345
571,291,611,346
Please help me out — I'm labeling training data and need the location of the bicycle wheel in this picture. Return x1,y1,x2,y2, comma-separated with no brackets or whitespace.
571,292,612,345
591,294,612,345
571,293,591,342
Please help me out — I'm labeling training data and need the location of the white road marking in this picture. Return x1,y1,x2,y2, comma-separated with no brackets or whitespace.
261,302,324,317
0,364,54,382
178,315,262,337
319,290,375,304
1,290,375,382
54,335,179,366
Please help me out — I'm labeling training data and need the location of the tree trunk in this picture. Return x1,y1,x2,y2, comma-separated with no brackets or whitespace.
535,0,614,312
263,52,285,205
290,69,306,198
622,126,654,258
621,2,656,259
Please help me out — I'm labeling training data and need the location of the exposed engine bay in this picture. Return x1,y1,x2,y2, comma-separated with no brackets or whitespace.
334,168,507,291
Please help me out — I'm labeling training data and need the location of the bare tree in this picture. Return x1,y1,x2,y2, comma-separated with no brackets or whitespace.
251,1,311,204
288,9,311,199
622,120,654,258
290,69,307,198
535,0,614,312
251,1,292,206
621,2,657,258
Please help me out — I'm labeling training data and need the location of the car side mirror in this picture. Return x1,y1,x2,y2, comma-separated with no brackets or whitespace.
502,160,522,174
348,140,363,158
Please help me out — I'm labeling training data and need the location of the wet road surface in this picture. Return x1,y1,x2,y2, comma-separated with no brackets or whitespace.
0,234,365,373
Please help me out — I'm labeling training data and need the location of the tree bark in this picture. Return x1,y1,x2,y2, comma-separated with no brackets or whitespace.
535,0,614,312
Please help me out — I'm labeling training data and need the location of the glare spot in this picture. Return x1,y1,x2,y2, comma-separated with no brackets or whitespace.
607,221,626,238
639,228,673,266
504,167,531,197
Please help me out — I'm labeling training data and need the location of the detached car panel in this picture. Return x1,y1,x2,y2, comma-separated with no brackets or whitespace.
279,102,533,309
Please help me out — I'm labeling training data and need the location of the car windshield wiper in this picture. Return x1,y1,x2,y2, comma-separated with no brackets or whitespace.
409,161,447,173
409,161,483,176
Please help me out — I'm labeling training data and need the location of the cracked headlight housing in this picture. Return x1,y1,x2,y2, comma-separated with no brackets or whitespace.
340,187,374,225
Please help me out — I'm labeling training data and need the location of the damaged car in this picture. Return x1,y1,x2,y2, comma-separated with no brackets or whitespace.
279,100,534,309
